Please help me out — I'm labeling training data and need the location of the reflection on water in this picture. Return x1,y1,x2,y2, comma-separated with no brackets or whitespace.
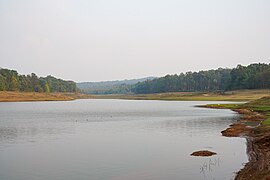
0,126,75,144
0,100,247,180
200,158,221,178
0,127,18,142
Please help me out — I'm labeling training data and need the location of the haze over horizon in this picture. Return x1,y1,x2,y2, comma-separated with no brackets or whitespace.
1,0,270,82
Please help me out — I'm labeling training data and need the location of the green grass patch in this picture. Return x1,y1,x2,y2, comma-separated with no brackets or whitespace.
249,106,270,112
262,118,270,125
262,112,270,126
245,96,270,106
203,103,242,109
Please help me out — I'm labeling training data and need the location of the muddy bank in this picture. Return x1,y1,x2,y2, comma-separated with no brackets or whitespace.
218,108,270,179
221,109,270,179
235,126,270,180
221,109,264,137
201,102,270,179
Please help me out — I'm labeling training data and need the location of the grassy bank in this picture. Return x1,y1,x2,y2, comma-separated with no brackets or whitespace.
201,96,270,125
92,89,270,101
0,91,92,102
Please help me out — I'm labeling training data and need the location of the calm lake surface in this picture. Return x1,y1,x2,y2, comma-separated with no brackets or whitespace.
0,99,247,180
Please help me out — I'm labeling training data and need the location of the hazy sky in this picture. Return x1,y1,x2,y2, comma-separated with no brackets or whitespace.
0,0,270,82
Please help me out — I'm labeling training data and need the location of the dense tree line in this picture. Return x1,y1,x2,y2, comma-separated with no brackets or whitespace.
131,63,270,94
0,68,77,92
228,63,270,89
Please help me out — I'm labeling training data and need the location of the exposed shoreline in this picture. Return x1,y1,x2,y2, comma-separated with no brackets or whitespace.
200,100,270,180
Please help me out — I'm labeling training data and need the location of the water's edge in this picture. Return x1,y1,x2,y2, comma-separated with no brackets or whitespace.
201,105,270,179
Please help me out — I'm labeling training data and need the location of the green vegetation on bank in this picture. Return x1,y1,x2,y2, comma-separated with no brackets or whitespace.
202,96,270,125
262,117,270,125
0,68,78,93
246,97,270,126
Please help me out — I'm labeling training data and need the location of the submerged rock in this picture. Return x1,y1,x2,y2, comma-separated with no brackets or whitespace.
190,150,217,157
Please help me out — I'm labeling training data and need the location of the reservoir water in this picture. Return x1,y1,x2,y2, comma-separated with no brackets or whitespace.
0,99,247,180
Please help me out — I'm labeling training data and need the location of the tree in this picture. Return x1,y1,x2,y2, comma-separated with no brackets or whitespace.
0,75,6,91
131,63,270,94
0,68,78,93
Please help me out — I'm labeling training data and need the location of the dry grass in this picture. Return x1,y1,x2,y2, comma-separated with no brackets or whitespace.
1,89,269,102
0,91,92,102
92,89,270,101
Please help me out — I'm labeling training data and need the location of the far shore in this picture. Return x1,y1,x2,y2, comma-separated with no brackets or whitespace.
0,91,92,102
0,89,269,102
91,89,270,102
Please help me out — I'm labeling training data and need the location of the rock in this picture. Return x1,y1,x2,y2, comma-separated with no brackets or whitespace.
191,150,217,157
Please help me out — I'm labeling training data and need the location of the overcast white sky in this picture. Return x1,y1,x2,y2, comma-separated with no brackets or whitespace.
0,0,269,82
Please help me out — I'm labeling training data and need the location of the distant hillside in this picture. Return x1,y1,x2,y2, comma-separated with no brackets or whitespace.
77,77,156,94
0,68,77,93
131,63,270,94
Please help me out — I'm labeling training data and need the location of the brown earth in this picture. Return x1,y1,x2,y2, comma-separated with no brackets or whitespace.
190,150,217,157
217,108,270,179
0,91,92,102
221,109,265,137
221,123,252,137
235,126,270,180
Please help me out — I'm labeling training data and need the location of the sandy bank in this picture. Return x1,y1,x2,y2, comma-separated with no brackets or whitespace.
0,91,92,102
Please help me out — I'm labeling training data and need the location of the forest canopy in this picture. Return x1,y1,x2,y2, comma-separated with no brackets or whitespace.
0,68,77,93
131,63,270,94
1,63,269,94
